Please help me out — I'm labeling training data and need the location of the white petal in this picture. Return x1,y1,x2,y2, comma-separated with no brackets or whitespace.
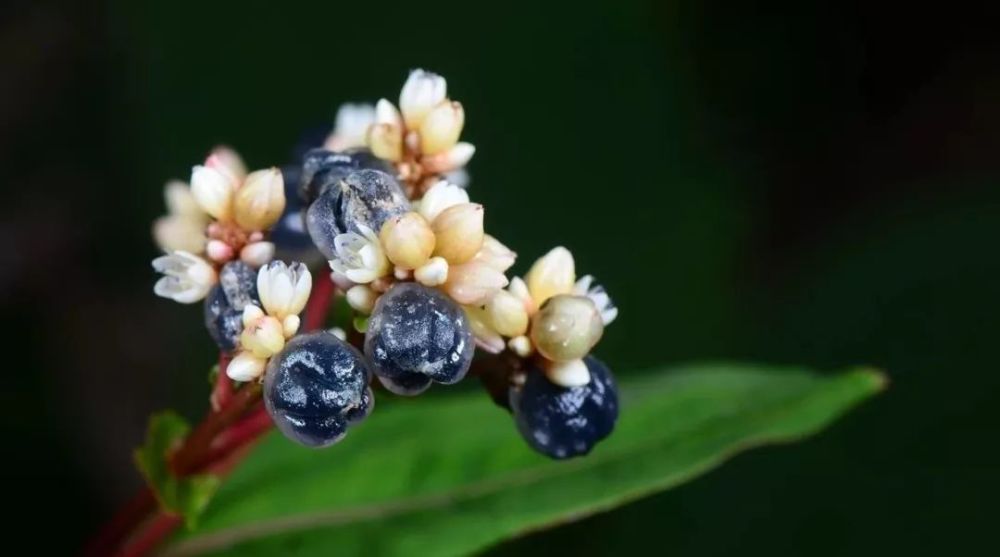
190,165,235,221
282,314,301,338
287,263,312,315
544,359,591,388
242,304,265,327
418,180,469,223
240,241,275,267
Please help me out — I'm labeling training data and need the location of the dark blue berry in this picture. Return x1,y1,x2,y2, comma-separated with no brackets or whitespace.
509,356,619,459
299,148,396,205
264,331,374,448
364,283,474,395
270,165,321,262
203,261,259,352
306,168,410,260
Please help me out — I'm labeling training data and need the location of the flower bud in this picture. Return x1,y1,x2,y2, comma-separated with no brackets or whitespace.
432,203,484,264
525,246,575,305
399,69,447,129
508,276,536,315
282,314,301,338
543,358,591,388
234,168,285,231
414,256,449,286
368,122,404,162
164,180,205,219
207,146,247,184
485,290,529,337
240,241,275,267
420,142,475,174
346,284,378,314
325,103,376,151
530,294,603,362
508,335,534,358
153,215,206,254
152,251,217,304
191,164,236,221
379,211,435,269
474,235,516,272
419,101,464,155
443,260,508,306
227,351,267,382
418,180,469,223
257,261,312,320
206,239,235,262
464,305,505,354
240,314,286,359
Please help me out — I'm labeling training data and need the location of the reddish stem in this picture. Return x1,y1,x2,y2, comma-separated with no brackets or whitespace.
117,513,182,557
82,488,156,557
209,353,234,412
193,405,272,473
304,271,335,331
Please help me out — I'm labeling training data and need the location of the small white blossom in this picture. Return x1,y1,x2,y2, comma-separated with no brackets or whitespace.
328,225,390,284
573,275,618,325
190,164,236,221
227,351,267,382
414,256,449,287
419,101,465,155
257,261,312,320
525,246,575,306
400,69,447,129
152,251,216,304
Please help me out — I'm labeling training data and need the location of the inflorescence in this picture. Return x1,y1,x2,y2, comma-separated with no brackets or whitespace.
152,69,619,459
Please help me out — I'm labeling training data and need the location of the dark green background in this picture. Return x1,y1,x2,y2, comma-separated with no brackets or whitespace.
3,0,997,554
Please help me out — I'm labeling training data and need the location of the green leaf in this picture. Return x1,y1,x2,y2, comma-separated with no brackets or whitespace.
134,411,222,528
165,364,884,556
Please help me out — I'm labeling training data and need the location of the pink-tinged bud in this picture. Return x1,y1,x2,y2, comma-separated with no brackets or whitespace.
399,69,448,129
419,101,465,155
432,203,484,264
421,142,476,174
240,313,285,359
206,239,235,262
474,235,517,273
443,261,508,306
234,168,285,231
379,212,436,270
207,146,247,184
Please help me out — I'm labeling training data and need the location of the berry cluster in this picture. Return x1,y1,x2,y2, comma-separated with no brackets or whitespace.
151,70,620,459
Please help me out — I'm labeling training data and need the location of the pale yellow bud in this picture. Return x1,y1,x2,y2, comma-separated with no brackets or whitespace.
421,142,476,174
282,315,301,338
530,294,603,362
346,284,378,314
485,290,529,337
508,335,534,358
379,211,435,270
226,351,267,382
190,165,235,221
399,69,447,129
240,314,286,359
525,246,575,305
234,168,285,231
368,122,404,162
464,305,505,354
419,101,464,155
153,215,206,254
414,256,449,286
443,260,508,306
432,203,484,264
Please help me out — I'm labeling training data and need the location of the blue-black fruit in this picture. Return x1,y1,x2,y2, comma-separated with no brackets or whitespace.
305,168,410,260
203,261,259,352
264,331,374,448
364,283,474,395
271,165,321,262
299,148,396,205
510,356,619,459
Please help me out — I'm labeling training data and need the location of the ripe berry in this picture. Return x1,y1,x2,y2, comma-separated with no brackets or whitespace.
364,282,474,395
203,261,259,352
299,148,396,205
264,331,374,448
306,168,411,260
509,356,619,459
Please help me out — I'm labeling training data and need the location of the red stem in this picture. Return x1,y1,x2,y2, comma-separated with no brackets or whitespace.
304,271,335,331
117,513,183,557
82,489,156,557
209,353,234,412
193,405,272,473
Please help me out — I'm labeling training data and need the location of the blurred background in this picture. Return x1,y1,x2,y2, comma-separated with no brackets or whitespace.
3,0,998,554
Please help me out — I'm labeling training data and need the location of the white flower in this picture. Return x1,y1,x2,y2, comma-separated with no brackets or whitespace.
328,225,390,284
399,69,447,129
153,181,209,253
257,261,312,320
152,251,216,304
325,103,376,151
573,275,618,325
418,180,469,223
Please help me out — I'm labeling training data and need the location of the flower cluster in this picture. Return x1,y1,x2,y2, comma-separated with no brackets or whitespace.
149,69,619,460
152,148,286,303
